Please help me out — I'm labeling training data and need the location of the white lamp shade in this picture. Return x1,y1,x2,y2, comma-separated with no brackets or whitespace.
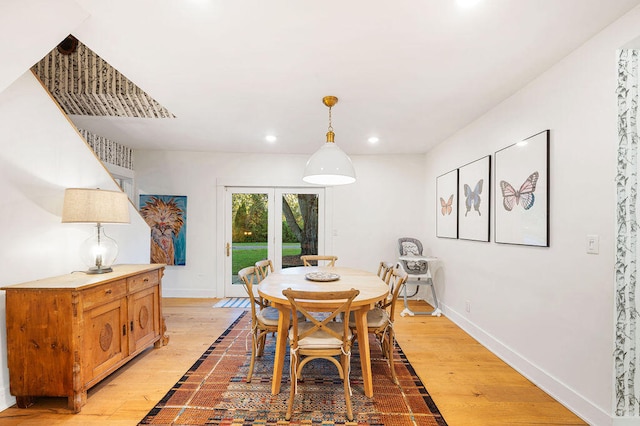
62,188,130,223
62,188,129,274
303,142,356,185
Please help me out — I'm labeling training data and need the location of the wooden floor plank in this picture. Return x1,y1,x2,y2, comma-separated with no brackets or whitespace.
0,298,587,425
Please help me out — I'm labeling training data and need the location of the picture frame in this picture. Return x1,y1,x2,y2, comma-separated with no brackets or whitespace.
436,168,458,239
494,130,549,247
458,155,491,242
139,194,188,265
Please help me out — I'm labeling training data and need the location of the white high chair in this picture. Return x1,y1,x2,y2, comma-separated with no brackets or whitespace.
397,237,442,317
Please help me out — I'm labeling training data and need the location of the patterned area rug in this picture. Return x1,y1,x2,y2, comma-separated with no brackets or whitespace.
139,312,447,425
213,298,251,308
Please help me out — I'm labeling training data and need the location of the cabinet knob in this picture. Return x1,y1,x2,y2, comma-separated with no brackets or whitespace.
105,289,112,295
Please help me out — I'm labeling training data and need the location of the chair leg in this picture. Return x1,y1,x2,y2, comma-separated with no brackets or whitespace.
429,279,440,310
257,332,267,356
387,330,398,385
247,331,257,383
343,361,353,421
375,330,389,359
286,351,298,421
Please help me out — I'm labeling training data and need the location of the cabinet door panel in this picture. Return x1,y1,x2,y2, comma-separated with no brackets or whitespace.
5,291,75,396
129,286,160,354
82,298,128,384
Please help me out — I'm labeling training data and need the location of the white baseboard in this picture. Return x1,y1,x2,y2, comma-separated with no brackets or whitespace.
441,303,613,426
0,385,15,412
161,289,217,298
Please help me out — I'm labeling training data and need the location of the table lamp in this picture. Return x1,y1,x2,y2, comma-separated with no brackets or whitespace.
61,188,130,274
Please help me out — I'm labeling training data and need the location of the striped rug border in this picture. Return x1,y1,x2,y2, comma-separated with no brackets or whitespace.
213,297,250,308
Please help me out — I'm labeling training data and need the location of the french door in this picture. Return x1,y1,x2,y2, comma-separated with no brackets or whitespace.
224,187,324,297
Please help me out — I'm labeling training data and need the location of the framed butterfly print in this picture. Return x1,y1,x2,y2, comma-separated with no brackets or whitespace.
458,155,491,242
436,168,458,239
494,130,549,246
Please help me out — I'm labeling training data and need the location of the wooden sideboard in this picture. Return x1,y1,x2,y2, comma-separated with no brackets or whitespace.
1,264,168,413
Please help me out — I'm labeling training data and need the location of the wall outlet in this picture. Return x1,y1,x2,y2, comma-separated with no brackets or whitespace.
465,300,471,313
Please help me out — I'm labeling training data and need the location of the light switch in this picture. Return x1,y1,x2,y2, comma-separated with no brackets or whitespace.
586,235,599,254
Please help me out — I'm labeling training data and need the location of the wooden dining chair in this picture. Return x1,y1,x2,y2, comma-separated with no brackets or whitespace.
255,260,275,308
300,254,338,267
282,287,360,421
349,265,408,384
254,259,274,282
377,261,394,284
374,261,395,308
238,266,280,382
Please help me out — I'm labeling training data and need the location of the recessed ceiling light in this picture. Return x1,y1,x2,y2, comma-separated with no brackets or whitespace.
265,135,277,143
368,136,379,144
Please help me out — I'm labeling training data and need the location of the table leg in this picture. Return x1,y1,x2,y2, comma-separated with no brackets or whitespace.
271,303,290,395
354,307,374,397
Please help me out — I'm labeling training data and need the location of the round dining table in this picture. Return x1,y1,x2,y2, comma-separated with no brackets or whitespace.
258,266,389,397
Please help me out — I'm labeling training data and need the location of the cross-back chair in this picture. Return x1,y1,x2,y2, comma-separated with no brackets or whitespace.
300,254,338,267
349,265,408,384
377,261,394,284
254,259,274,282
372,261,395,309
282,287,360,421
238,266,280,382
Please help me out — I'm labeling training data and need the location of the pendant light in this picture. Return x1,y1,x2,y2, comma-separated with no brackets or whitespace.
303,96,356,185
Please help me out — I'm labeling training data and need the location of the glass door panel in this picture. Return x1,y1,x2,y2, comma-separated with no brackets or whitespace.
278,190,322,269
224,187,324,296
225,189,272,297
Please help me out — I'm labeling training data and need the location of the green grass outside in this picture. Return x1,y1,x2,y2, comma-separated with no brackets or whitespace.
232,243,300,274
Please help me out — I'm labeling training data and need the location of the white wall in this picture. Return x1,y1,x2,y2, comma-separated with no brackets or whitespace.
134,151,427,297
0,72,151,410
422,6,640,426
0,0,636,422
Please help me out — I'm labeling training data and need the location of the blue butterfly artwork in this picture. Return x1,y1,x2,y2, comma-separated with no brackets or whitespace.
463,179,483,216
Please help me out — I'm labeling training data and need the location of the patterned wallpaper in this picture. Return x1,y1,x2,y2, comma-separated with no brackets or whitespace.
31,40,174,119
30,36,176,173
616,48,640,417
78,129,133,170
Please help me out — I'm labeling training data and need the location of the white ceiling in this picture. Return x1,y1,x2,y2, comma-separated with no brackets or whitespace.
10,0,640,155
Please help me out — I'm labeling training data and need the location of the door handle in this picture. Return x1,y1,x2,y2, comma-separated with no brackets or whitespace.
226,242,231,257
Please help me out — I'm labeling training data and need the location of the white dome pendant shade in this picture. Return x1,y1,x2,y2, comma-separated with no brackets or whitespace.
303,96,356,186
303,141,356,185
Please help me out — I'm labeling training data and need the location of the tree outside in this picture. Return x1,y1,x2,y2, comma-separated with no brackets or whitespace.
231,193,319,272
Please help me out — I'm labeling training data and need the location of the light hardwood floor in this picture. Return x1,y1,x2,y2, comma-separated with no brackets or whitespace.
0,298,587,425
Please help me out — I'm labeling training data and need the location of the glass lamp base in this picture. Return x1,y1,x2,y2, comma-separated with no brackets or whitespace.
80,224,119,274
86,266,113,274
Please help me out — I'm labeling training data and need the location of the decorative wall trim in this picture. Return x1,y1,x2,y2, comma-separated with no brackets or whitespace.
616,48,640,418
31,40,174,119
79,129,133,170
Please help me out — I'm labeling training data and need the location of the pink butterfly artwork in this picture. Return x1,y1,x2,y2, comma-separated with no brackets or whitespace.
499,171,539,211
439,194,453,216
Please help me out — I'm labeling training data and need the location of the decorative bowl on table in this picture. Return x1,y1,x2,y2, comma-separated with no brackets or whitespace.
305,272,340,282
